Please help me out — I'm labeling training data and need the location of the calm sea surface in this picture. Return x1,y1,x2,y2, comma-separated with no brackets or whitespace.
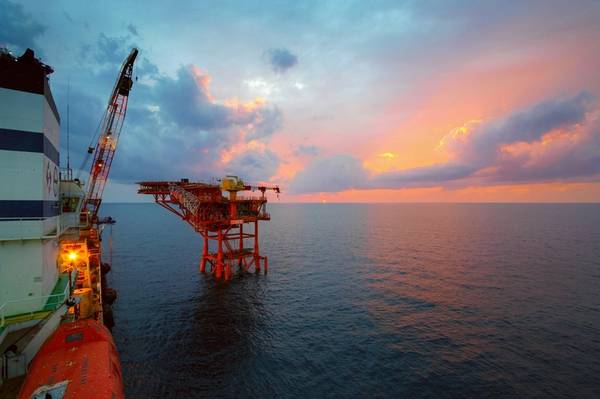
103,203,600,398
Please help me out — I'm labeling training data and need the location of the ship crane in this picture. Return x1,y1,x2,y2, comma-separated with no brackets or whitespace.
83,48,138,225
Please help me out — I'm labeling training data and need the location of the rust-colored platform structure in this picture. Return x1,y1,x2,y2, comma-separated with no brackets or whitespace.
137,177,279,279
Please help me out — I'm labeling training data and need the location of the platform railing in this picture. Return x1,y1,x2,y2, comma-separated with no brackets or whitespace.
236,195,266,201
0,283,70,328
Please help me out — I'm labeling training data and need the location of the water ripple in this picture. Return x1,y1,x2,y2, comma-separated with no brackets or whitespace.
106,203,600,398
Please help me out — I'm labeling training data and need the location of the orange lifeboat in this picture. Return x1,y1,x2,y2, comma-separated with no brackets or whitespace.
18,319,124,399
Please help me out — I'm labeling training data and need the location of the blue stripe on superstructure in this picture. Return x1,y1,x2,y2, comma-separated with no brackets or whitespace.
0,128,59,164
0,200,60,218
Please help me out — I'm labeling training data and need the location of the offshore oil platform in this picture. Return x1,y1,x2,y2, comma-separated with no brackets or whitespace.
138,176,280,279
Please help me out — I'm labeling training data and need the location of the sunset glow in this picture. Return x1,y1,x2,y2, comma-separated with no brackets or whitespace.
4,1,598,202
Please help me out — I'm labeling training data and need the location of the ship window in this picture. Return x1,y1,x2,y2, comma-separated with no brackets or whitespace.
66,332,83,343
62,196,80,213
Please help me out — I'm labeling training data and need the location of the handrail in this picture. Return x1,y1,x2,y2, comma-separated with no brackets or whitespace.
0,216,60,240
235,195,266,201
0,281,70,328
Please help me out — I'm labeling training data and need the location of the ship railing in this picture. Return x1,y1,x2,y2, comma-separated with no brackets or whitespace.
0,216,60,240
0,283,70,328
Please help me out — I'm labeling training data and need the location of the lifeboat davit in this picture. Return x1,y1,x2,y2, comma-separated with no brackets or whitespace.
18,319,124,399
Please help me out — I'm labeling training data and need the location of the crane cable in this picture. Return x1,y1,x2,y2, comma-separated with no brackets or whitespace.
76,55,127,182
76,105,109,181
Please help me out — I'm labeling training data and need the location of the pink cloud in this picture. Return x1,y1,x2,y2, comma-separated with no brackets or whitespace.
289,92,600,193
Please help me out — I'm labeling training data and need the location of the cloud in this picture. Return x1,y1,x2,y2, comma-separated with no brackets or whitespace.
127,23,139,37
0,0,46,52
371,163,478,188
289,155,368,193
63,11,75,24
226,149,281,183
152,66,232,131
54,29,284,186
93,33,137,65
149,65,282,142
294,145,320,157
265,48,298,73
290,92,600,193
108,64,283,182
439,91,595,168
488,118,600,183
247,106,283,141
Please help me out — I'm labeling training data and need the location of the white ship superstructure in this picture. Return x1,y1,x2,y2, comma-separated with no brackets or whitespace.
0,48,77,395
0,46,131,399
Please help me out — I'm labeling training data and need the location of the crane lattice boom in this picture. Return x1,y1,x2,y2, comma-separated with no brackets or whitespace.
83,48,138,224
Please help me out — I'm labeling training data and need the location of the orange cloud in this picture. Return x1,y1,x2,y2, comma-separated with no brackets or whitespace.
282,182,600,203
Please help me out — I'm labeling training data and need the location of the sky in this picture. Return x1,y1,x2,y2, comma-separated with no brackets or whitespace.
2,0,600,202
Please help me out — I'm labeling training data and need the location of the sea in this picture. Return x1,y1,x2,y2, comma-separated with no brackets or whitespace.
103,203,600,398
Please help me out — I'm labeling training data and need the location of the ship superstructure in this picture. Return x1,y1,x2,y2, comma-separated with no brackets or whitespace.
0,47,135,398
0,49,69,390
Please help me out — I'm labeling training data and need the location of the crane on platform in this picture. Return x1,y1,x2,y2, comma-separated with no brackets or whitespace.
219,175,280,199
82,48,138,225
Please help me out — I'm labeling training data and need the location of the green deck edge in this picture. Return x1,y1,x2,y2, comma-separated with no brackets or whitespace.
1,310,52,326
43,273,70,311
1,273,70,328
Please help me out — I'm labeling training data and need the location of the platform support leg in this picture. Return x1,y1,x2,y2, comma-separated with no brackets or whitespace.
253,221,260,273
200,232,208,273
238,224,244,268
216,229,224,279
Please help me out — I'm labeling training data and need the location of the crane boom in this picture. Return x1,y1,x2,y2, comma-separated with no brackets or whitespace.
83,48,138,224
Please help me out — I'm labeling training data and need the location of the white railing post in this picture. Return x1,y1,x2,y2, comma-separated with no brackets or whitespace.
0,303,5,328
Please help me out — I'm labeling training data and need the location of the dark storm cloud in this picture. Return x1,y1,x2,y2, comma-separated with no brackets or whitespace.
265,48,298,73
0,0,46,51
290,92,600,193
